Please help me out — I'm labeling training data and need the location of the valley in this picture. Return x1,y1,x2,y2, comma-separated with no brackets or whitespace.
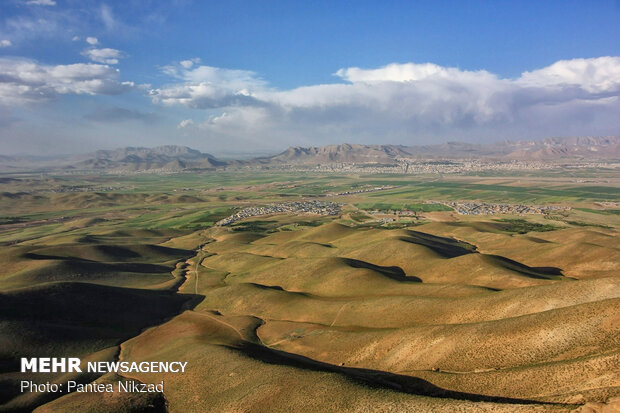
0,166,618,412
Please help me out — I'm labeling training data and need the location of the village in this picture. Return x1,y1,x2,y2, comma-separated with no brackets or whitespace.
251,159,620,175
441,201,569,215
255,159,556,174
216,201,342,226
216,198,569,229
361,201,568,217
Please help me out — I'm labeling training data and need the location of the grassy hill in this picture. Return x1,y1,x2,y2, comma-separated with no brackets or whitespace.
1,170,618,412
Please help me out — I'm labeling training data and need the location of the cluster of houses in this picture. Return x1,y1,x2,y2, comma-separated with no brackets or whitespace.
216,201,341,226
443,201,569,215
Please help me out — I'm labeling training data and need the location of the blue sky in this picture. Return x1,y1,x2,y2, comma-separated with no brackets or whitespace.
1,0,620,156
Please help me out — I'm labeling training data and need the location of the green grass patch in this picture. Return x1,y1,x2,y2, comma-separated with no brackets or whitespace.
564,220,612,229
295,220,324,227
230,220,277,233
404,203,453,212
495,218,559,234
0,216,27,225
575,208,620,215
355,202,404,211
350,212,371,222
363,181,620,203
355,202,453,212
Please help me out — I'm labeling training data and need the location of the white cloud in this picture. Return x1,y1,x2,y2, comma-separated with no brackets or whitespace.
0,57,133,105
72,36,80,41
518,56,620,93
179,58,201,69
0,10,72,44
0,39,12,47
25,0,56,5
86,36,99,45
160,62,264,87
152,57,620,147
334,62,496,83
179,60,193,69
177,119,194,128
151,63,266,108
82,47,125,64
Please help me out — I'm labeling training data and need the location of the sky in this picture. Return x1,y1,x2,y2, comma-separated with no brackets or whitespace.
1,0,620,156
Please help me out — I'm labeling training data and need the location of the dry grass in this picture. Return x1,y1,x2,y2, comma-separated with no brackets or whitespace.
3,199,618,411
105,221,619,411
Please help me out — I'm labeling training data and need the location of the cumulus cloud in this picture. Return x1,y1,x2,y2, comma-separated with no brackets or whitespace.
160,62,265,87
0,40,11,47
334,62,497,84
150,57,620,146
25,0,56,5
150,62,266,108
82,47,125,64
180,58,200,69
0,57,134,105
86,36,99,45
518,56,620,93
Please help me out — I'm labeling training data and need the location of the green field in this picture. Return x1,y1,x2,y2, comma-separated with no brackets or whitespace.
495,218,559,234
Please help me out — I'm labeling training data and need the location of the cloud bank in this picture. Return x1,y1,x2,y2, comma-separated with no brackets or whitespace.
151,57,620,147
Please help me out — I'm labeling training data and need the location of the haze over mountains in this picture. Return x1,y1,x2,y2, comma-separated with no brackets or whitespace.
267,137,620,164
72,145,227,171
0,136,618,172
0,145,226,172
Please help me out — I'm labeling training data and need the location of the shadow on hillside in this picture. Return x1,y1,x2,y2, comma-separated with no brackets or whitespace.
23,244,192,263
397,230,567,280
399,230,477,258
0,282,204,411
232,341,562,406
485,255,566,280
344,258,422,282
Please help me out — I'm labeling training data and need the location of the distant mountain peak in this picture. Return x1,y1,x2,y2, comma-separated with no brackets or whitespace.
1,137,618,172
67,145,227,171
267,144,415,164
260,136,620,164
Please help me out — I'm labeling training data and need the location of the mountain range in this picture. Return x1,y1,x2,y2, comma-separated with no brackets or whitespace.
69,145,227,171
258,136,620,165
0,136,618,172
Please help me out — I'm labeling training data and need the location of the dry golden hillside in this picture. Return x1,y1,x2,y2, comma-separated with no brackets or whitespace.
39,219,618,412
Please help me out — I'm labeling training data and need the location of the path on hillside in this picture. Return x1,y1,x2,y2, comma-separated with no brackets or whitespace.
198,311,246,341
194,254,201,295
330,303,347,327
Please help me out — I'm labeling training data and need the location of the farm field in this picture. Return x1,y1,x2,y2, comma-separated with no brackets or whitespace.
0,170,619,412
